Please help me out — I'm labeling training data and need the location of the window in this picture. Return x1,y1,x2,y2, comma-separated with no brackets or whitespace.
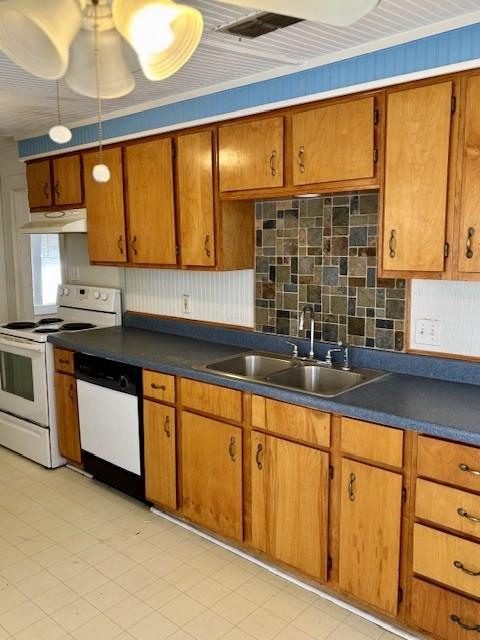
31,234,62,315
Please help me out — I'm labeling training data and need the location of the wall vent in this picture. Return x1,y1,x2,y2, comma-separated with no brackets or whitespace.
215,12,303,39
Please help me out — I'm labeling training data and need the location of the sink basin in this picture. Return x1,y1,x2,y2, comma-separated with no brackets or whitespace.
204,352,295,379
266,364,377,396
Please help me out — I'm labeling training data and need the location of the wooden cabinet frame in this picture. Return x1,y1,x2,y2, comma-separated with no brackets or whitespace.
27,152,84,212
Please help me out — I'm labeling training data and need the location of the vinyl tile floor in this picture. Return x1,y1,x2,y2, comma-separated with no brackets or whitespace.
0,446,406,640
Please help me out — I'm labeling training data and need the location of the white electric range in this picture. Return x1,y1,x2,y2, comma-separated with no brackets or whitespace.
0,284,122,467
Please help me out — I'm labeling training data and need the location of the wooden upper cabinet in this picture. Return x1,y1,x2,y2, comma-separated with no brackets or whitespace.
26,160,52,208
52,155,83,206
55,372,81,464
292,97,375,186
382,81,453,273
218,116,284,191
125,138,177,265
177,130,215,267
339,459,403,615
457,75,480,274
83,147,127,264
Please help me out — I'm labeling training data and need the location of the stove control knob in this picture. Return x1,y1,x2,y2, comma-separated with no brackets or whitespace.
63,287,70,296
101,293,108,301
93,291,100,300
58,288,64,297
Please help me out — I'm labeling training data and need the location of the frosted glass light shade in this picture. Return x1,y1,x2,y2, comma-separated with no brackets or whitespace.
0,0,83,80
92,164,111,182
49,125,73,144
112,0,203,81
66,27,135,99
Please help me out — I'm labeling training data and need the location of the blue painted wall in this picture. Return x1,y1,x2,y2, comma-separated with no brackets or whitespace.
18,22,480,158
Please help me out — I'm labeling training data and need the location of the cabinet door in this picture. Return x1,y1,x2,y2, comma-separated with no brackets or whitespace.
292,97,375,186
177,130,215,267
52,155,82,206
457,75,480,274
125,138,176,265
382,82,453,273
219,117,284,192
339,459,403,615
182,411,243,541
251,432,329,581
26,160,52,208
55,372,81,464
83,148,127,263
144,401,177,510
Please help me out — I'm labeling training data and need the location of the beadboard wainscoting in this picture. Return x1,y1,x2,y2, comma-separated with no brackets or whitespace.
124,268,255,327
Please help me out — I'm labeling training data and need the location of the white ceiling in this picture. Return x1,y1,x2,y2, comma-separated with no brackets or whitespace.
1,0,480,138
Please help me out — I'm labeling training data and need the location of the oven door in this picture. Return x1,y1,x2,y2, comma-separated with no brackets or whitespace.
0,335,48,427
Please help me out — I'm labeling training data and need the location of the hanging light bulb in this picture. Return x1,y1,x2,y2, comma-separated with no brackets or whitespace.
91,0,110,183
49,81,72,144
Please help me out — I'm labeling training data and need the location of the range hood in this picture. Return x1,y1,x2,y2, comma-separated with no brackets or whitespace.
19,209,87,234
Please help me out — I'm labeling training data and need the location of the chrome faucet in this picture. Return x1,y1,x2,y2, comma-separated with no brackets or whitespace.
298,304,315,359
325,341,351,370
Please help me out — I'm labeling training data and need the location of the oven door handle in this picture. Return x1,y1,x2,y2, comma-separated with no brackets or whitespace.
0,337,44,353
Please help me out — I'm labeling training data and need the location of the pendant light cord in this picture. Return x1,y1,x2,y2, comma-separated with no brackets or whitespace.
93,0,104,163
55,80,62,125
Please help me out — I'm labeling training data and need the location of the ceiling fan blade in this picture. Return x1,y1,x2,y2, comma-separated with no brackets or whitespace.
218,0,381,26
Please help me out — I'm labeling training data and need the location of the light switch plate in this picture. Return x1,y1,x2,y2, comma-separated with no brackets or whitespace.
182,294,192,314
415,318,441,346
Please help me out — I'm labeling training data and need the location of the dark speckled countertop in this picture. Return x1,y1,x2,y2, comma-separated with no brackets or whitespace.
49,325,480,447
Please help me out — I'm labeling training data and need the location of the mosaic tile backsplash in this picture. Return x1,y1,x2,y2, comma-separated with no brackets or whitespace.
255,192,406,351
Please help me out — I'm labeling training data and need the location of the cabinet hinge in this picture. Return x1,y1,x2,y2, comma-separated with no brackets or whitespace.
373,148,379,163
175,245,180,256
444,242,450,258
329,465,334,480
327,556,333,574
402,487,407,503
451,95,457,114
398,587,403,603
373,108,379,125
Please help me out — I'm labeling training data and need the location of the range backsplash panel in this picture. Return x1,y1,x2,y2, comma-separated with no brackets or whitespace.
255,192,406,351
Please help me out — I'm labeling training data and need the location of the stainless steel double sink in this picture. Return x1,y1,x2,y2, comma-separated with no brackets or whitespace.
194,351,386,397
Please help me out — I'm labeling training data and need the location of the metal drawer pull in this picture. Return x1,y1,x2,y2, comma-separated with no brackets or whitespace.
43,182,49,198
228,436,236,462
450,614,480,632
204,234,211,258
457,507,480,524
164,415,171,438
466,227,475,259
151,383,166,391
269,150,277,176
132,236,138,256
59,358,70,365
459,463,480,477
255,443,263,470
348,472,356,501
297,146,305,173
68,383,74,401
389,229,396,258
54,180,61,197
117,235,124,255
453,560,480,576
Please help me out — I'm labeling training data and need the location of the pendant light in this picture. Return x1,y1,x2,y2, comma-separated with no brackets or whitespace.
91,0,110,183
112,0,203,81
49,81,73,144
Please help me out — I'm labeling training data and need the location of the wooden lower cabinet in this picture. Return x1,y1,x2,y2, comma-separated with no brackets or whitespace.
181,411,243,541
338,458,403,615
251,431,329,581
144,401,177,510
54,372,81,464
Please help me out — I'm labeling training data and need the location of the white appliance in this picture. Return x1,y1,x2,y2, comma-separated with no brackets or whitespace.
18,209,87,234
0,284,122,467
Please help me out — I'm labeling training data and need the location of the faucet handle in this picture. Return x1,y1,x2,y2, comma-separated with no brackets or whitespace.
286,341,299,358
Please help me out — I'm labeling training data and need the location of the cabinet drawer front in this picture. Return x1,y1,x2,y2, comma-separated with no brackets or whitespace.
341,417,403,467
411,578,480,640
143,371,175,404
413,524,480,599
54,348,74,375
253,396,330,447
416,479,480,539
418,436,480,493
181,379,242,423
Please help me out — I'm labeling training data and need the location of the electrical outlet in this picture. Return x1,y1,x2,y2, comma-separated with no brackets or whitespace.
415,318,441,346
182,294,192,314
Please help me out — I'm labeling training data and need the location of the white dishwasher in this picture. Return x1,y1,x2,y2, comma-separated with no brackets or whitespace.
75,353,144,500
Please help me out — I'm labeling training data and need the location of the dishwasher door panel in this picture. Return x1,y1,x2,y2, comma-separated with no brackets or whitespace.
77,380,141,475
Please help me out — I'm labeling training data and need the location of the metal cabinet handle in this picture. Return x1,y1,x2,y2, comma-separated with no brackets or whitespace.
297,146,305,173
68,383,74,401
204,234,211,258
151,383,166,391
389,229,396,258
269,150,277,177
348,472,356,501
459,463,480,477
43,182,50,199
59,358,70,365
164,415,171,438
255,443,263,470
450,614,480,632
453,560,480,576
117,235,124,255
228,436,236,462
457,507,480,524
54,180,60,197
132,236,138,256
466,227,475,259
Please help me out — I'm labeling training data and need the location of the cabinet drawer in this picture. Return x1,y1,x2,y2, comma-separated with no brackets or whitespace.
413,524,480,599
411,578,480,640
143,370,175,404
54,348,74,375
252,396,330,447
181,379,242,423
341,417,403,467
416,479,480,539
418,436,480,493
